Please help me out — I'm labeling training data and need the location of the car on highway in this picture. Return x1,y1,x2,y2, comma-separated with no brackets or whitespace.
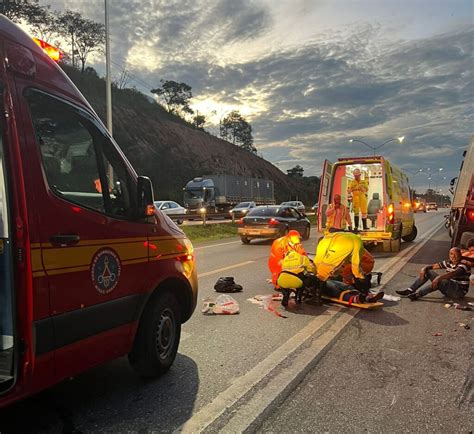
229,201,256,218
414,201,427,213
237,205,311,244
280,201,306,213
427,202,438,211
154,200,187,215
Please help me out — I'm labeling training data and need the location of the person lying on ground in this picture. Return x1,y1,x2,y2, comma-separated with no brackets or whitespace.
277,242,383,307
396,247,471,301
340,248,375,293
324,279,384,304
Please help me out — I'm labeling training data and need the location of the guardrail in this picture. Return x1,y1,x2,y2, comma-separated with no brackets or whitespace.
165,212,234,225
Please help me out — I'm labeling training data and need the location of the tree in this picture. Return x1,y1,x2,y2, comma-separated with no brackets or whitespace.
56,10,105,72
287,165,304,177
151,80,193,115
220,110,256,153
192,113,206,130
1,2,56,40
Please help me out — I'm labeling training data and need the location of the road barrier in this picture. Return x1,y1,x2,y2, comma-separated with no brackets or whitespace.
165,212,233,226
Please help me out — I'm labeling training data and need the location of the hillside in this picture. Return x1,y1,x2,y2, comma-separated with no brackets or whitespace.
64,66,319,205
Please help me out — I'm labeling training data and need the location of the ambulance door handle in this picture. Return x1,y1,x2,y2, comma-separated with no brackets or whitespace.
50,234,81,246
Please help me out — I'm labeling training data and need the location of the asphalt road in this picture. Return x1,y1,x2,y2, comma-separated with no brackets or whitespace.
1,210,470,433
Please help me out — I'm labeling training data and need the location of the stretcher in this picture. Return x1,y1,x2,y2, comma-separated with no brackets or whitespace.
321,290,384,309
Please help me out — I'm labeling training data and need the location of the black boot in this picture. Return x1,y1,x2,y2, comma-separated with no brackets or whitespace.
362,218,369,230
281,289,290,307
354,216,360,230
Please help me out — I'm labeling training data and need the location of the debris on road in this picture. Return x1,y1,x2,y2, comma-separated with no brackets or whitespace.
444,303,452,308
248,294,288,318
214,276,243,293
432,332,443,337
383,294,400,302
202,294,240,315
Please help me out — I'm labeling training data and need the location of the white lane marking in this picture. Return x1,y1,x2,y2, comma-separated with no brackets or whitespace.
176,306,343,433
194,240,240,250
218,220,445,432
222,310,357,432
198,261,255,278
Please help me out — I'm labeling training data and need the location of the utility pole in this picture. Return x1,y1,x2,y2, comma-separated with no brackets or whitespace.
105,0,112,136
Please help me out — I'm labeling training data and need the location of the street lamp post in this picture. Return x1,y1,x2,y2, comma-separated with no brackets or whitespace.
349,136,405,156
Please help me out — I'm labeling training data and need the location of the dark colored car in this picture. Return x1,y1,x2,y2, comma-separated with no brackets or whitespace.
427,202,438,211
237,205,311,244
414,201,427,213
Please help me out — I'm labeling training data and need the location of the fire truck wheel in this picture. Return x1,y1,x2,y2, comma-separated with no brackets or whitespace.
129,291,181,378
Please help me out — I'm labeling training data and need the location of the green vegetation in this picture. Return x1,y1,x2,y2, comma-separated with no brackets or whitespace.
181,223,239,244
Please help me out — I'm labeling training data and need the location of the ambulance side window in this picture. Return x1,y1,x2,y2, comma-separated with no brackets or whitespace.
27,91,106,213
99,142,135,219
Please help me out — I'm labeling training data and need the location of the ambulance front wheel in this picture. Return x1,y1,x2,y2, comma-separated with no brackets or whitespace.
129,291,181,378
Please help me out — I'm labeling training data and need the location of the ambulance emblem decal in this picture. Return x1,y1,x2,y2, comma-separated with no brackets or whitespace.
91,249,121,294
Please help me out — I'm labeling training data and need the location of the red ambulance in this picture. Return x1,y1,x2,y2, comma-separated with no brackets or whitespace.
0,16,197,408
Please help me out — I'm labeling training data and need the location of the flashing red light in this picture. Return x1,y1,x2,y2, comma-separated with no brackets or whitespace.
269,218,279,225
32,37,62,62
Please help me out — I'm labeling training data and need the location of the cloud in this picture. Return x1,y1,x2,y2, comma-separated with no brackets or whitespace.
42,1,473,183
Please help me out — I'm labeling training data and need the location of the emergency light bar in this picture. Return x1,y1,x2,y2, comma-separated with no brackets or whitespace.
32,37,62,62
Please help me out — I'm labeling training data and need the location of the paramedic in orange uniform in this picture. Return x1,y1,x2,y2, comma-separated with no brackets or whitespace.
325,194,352,232
268,230,306,286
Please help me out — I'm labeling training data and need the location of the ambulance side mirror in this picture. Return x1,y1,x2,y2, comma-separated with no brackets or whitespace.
137,176,155,218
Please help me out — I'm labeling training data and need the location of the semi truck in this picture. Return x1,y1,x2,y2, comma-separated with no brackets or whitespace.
183,175,275,213
448,136,474,248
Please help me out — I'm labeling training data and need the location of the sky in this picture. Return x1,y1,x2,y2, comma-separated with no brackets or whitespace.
40,0,473,194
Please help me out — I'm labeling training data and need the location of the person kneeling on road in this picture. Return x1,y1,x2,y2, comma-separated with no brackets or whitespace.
268,230,307,287
314,232,366,283
276,241,318,307
396,247,471,301
277,239,383,307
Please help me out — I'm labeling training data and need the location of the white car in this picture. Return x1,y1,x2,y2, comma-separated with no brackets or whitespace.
280,201,306,213
229,201,256,218
154,201,187,215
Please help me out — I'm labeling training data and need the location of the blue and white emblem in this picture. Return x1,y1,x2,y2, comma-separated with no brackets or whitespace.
91,249,121,294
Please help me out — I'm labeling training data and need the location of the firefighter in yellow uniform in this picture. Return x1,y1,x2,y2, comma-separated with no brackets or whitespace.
348,168,369,230
276,242,319,307
314,232,365,282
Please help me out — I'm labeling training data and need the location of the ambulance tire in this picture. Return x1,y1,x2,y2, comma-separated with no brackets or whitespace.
402,225,417,242
129,291,181,378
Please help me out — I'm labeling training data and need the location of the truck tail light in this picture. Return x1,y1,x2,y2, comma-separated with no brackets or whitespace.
468,209,474,222
388,203,394,224
269,218,279,225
